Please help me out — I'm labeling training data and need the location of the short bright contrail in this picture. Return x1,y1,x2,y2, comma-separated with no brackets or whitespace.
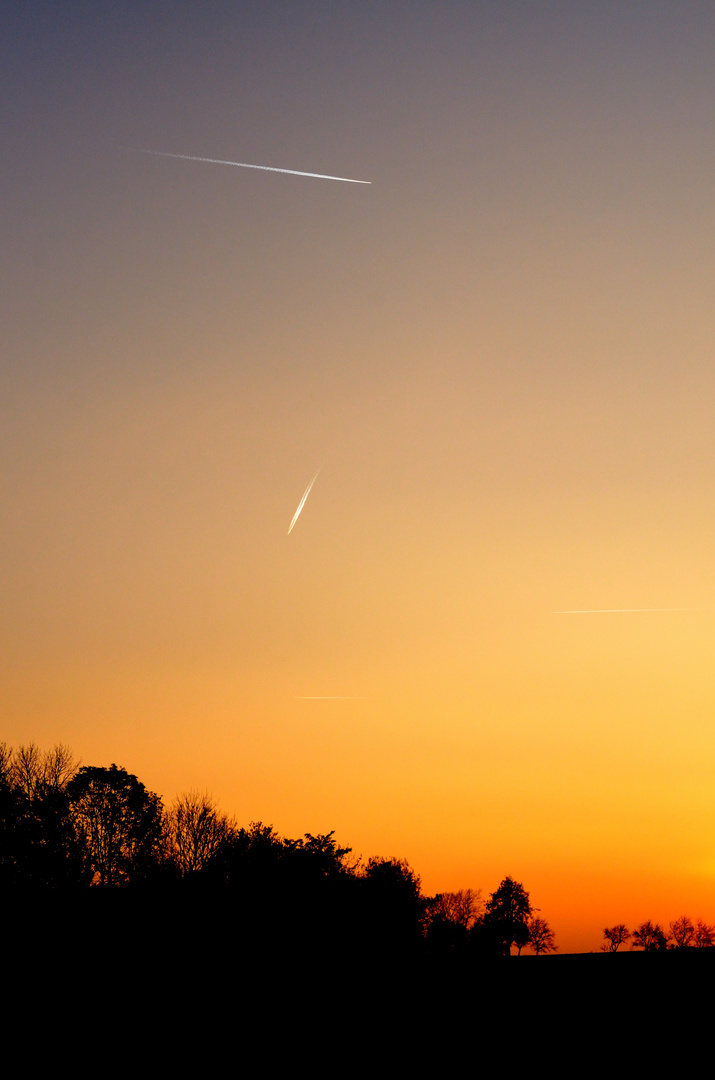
131,147,371,184
553,609,692,614
288,469,320,534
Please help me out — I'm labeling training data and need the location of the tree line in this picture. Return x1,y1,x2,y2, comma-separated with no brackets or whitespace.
12,741,711,958
602,918,715,951
1,741,561,960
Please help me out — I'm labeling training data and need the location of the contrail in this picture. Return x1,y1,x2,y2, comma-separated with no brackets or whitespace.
287,469,320,534
553,608,692,614
131,147,371,184
295,696,359,700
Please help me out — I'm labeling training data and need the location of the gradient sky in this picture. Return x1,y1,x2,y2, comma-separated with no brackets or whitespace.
3,2,715,951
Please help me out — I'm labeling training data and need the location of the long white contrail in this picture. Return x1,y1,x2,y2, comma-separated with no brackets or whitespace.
553,608,692,614
131,147,371,184
287,469,320,534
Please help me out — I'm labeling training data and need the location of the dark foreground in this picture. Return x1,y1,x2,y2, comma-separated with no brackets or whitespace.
7,889,708,1067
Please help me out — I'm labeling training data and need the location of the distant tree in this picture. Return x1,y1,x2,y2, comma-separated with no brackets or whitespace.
669,915,695,949
165,790,234,875
694,919,715,948
527,916,558,955
482,876,533,956
67,765,163,886
632,920,669,951
601,925,631,952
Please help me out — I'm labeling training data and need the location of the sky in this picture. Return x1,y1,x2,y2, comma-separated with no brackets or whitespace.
3,1,715,952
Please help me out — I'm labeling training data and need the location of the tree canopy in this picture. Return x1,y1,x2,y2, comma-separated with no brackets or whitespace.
66,765,163,886
482,876,533,956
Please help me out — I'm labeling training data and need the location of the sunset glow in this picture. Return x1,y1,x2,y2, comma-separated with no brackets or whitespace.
3,2,715,952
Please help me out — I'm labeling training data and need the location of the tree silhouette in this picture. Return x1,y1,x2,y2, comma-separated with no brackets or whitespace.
631,920,668,951
10,743,77,799
669,915,695,949
694,919,715,948
165,790,234,875
0,742,82,888
67,765,163,886
205,820,286,888
527,916,558,955
428,889,482,930
363,856,421,899
360,856,424,952
601,925,631,952
482,876,532,955
423,889,483,956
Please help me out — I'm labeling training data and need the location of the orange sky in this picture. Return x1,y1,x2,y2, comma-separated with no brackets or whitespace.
3,3,715,952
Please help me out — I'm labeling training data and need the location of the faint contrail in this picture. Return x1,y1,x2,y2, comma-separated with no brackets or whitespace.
295,696,359,700
287,469,320,534
131,147,371,184
553,608,692,614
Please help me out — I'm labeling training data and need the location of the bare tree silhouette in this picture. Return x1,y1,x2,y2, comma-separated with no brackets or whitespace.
10,743,77,798
527,916,558,955
694,919,715,948
601,925,631,952
428,888,483,930
669,915,695,948
165,790,234,875
632,920,669,950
